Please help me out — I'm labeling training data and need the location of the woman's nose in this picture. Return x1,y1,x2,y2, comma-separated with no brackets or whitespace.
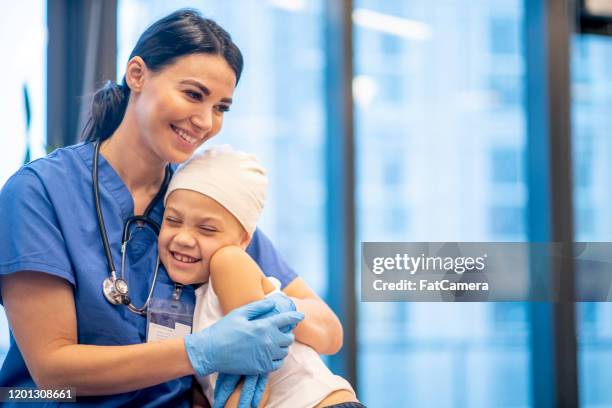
192,107,213,134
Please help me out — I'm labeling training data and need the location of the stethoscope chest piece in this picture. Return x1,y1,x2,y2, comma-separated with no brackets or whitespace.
103,276,130,305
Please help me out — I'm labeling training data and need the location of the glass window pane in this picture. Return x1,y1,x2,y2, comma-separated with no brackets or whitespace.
0,0,47,366
572,33,612,408
355,1,530,406
118,0,326,293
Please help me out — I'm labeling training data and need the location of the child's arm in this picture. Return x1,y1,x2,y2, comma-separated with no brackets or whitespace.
213,246,343,356
211,246,276,313
209,245,274,408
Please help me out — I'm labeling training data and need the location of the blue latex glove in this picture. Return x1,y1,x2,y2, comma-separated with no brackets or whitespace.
213,293,299,407
266,292,297,313
213,373,268,408
266,292,298,333
250,374,268,408
213,373,241,408
184,297,304,378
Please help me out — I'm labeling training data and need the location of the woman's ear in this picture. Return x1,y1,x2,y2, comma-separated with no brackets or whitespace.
124,56,147,92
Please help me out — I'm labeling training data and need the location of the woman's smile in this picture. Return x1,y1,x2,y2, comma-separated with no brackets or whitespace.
170,124,198,145
170,124,202,153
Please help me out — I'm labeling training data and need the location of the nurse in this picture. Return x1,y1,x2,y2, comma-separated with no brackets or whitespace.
0,8,342,407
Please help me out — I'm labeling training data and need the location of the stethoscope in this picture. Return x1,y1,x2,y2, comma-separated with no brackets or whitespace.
93,141,176,315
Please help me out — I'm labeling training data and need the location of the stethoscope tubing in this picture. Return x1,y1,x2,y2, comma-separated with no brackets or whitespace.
93,141,172,314
93,141,118,279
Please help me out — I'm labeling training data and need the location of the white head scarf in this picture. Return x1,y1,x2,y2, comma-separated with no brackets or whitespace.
164,145,267,237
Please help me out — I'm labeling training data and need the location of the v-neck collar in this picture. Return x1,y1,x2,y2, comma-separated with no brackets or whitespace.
77,142,134,219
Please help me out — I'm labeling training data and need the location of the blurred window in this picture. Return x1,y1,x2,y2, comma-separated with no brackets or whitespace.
355,1,530,406
572,33,612,408
0,0,47,365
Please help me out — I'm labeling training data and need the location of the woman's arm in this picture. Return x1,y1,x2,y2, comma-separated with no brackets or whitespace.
1,271,194,395
283,278,343,355
246,230,343,355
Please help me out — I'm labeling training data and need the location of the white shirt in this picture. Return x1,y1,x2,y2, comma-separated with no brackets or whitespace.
193,277,354,408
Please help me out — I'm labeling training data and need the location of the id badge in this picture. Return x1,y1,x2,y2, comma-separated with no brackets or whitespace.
146,295,194,342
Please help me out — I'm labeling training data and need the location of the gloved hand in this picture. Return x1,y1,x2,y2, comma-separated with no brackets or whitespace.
266,292,296,313
263,292,298,333
184,297,304,377
250,374,268,408
212,293,300,407
213,373,268,408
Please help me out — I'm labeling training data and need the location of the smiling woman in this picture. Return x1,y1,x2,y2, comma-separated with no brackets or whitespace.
0,9,345,408
85,10,242,170
100,52,237,174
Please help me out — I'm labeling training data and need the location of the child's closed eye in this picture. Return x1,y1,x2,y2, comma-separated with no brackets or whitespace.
198,225,218,234
164,216,182,226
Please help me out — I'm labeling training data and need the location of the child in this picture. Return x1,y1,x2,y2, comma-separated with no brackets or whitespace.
158,146,364,408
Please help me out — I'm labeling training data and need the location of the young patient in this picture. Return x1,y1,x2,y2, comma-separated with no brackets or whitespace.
158,146,363,408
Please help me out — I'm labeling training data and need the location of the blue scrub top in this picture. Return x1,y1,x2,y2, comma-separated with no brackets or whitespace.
0,142,297,407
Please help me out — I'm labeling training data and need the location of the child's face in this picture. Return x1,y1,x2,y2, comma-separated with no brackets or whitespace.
158,189,249,285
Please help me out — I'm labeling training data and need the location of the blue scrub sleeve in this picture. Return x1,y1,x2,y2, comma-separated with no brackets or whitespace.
0,170,75,304
246,229,298,289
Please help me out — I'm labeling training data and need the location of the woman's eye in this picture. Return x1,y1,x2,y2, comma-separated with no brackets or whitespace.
185,90,202,101
215,104,230,113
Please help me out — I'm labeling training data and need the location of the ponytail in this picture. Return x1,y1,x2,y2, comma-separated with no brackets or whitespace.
81,80,129,142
